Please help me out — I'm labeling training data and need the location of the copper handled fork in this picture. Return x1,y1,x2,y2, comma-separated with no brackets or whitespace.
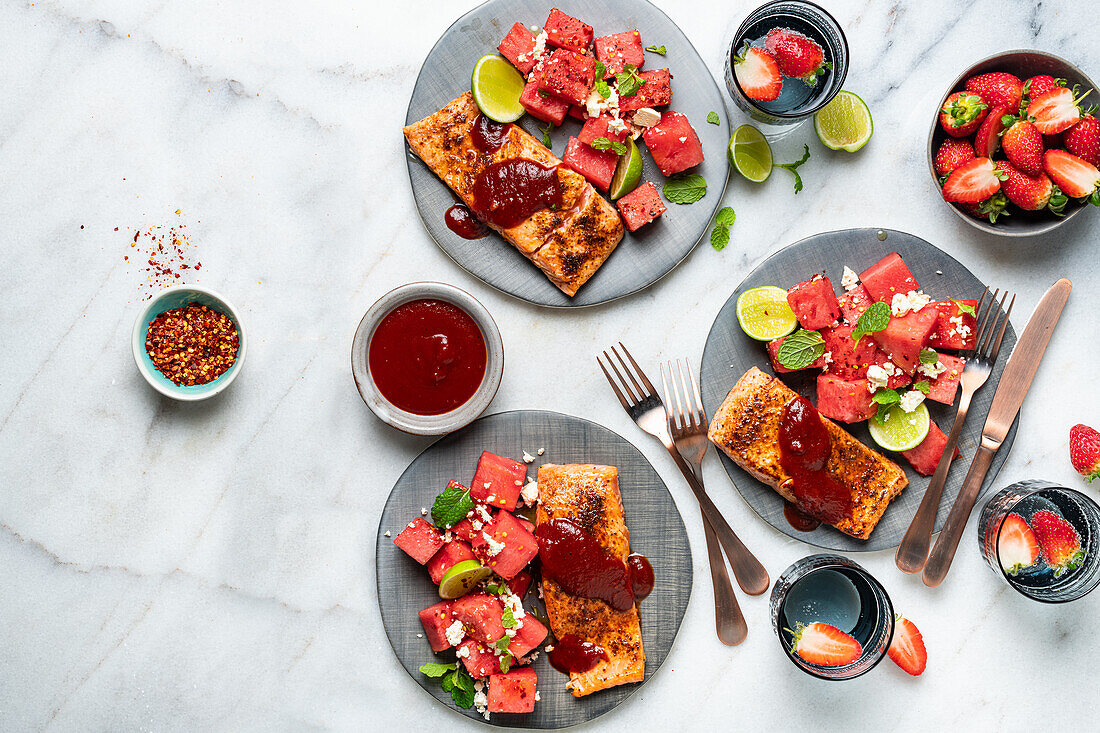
895,288,1015,574
597,343,770,599
661,357,747,645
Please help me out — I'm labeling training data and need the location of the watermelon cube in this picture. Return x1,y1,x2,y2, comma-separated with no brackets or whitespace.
579,114,628,145
767,335,826,373
641,111,704,175
498,23,539,75
563,136,618,192
821,323,877,380
488,667,538,713
859,252,920,303
450,516,479,543
871,308,938,374
509,616,549,659
567,104,587,120
928,299,977,350
544,8,593,53
453,593,506,644
471,451,527,511
520,77,569,125
418,601,457,652
616,181,666,231
787,275,841,330
816,374,876,423
475,511,539,580
537,48,596,105
393,517,444,565
901,420,961,476
426,539,477,584
594,31,645,77
921,353,965,405
509,570,533,598
618,69,673,111
868,349,912,389
838,284,873,324
458,639,501,679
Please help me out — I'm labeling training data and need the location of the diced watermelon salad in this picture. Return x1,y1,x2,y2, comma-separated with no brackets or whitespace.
490,7,708,231
393,450,548,720
761,252,977,475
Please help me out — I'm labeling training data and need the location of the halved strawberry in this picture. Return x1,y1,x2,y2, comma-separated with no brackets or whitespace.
733,44,782,101
939,92,988,137
973,105,1009,158
998,512,1040,575
942,157,1004,203
1030,509,1085,577
1064,115,1100,167
965,72,1023,111
934,137,977,177
1027,86,1093,134
788,622,862,666
764,27,826,82
1043,149,1100,200
1023,75,1066,101
887,616,927,676
1069,423,1100,482
1001,119,1044,176
997,159,1066,213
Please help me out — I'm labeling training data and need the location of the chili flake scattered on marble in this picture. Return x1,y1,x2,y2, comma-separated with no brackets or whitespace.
145,304,239,386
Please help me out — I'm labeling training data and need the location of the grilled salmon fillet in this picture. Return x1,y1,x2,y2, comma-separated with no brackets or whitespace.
707,367,908,540
403,92,624,297
535,463,645,696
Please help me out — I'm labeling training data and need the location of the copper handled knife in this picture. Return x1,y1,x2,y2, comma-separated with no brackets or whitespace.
922,278,1072,587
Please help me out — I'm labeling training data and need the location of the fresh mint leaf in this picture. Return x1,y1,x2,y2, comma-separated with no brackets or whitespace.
595,79,611,98
593,61,606,79
852,301,890,342
611,140,627,155
419,662,457,678
538,122,552,149
951,299,976,316
645,44,666,55
431,483,474,529
501,606,518,629
448,667,475,708
776,329,825,370
707,111,720,125
919,348,940,364
495,636,512,652
537,89,549,99
710,207,736,251
590,136,612,151
716,206,736,228
485,581,503,595
499,653,513,673
876,402,892,423
872,388,900,406
777,144,811,193
615,65,645,97
914,380,932,395
663,173,707,204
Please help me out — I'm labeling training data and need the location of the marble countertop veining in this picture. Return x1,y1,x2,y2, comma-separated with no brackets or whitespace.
1,0,1098,730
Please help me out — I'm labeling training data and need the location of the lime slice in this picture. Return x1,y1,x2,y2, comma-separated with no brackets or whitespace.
727,124,773,183
470,54,526,123
814,91,874,152
868,402,930,453
737,286,798,341
438,559,492,600
610,138,643,200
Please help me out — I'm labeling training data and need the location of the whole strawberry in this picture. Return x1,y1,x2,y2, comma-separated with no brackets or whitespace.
1064,115,1100,167
1030,509,1084,577
966,72,1023,111
1069,423,1100,482
1024,75,1065,101
939,92,988,137
1001,119,1045,176
961,193,1009,224
997,160,1066,213
764,27,827,84
934,137,977,176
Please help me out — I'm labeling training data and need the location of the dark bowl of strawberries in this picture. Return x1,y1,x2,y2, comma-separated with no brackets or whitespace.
929,50,1100,237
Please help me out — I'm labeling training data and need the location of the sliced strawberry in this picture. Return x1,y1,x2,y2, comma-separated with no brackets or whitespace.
934,137,976,177
1069,423,1100,482
789,622,862,667
997,159,1065,213
1023,75,1065,101
973,105,1009,158
733,44,782,102
1001,119,1044,176
965,72,1023,111
942,157,1003,203
764,27,826,82
1027,86,1092,135
1043,149,1100,199
939,92,988,137
998,512,1040,575
1064,115,1100,167
1030,509,1085,577
887,616,927,676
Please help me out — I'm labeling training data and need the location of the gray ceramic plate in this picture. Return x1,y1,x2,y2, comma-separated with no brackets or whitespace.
404,0,730,308
699,228,1019,552
376,410,692,727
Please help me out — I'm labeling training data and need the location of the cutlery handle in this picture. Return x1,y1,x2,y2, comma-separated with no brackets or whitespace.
701,510,748,645
922,443,997,587
895,388,975,574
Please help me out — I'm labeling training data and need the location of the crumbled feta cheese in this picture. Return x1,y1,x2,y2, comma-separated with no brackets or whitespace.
474,688,490,720
949,315,972,337
482,532,505,557
505,628,517,637
545,644,555,652
822,351,833,365
841,266,859,291
471,519,483,530
483,482,491,490
607,116,629,134
455,645,470,658
517,30,548,63
535,690,541,702
936,270,943,275
632,107,661,127
383,531,391,537
416,633,423,638
678,135,687,142
476,504,493,523
485,494,496,503
445,620,465,647
420,507,428,516
503,590,526,620
521,480,539,506
537,448,544,456
891,289,932,317
444,530,453,543
899,390,926,413
522,451,535,464
866,364,891,392
918,360,947,379
585,87,619,118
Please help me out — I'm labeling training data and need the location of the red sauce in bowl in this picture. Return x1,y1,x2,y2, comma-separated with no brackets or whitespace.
367,298,487,415
777,396,852,526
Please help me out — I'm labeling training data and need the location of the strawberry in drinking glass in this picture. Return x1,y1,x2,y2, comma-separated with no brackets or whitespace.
1069,423,1100,482
1063,115,1100,166
939,92,988,137
1030,509,1085,577
965,72,1023,111
1023,75,1065,101
997,512,1040,575
1001,118,1045,176
1026,85,1093,134
1043,149,1100,203
788,622,862,666
973,105,1009,158
733,42,782,101
942,158,1005,203
764,27,827,85
996,159,1066,214
934,137,977,177
887,616,927,677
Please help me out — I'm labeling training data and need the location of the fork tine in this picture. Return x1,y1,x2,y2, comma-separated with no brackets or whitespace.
598,355,633,411
675,359,696,431
974,288,999,347
980,290,1009,354
618,342,658,397
670,360,690,431
612,345,650,401
603,349,640,404
666,360,686,431
986,293,1015,362
685,357,706,422
659,362,676,430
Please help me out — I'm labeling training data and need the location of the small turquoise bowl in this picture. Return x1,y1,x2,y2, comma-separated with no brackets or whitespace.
131,285,246,401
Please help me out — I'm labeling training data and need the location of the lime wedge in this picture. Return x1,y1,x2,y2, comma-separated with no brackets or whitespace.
470,54,526,123
868,401,930,453
438,559,492,600
814,91,873,152
610,138,643,200
728,124,772,183
737,286,798,341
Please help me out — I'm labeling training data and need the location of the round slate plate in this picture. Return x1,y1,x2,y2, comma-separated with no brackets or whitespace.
699,228,1019,552
377,410,692,727
404,0,730,308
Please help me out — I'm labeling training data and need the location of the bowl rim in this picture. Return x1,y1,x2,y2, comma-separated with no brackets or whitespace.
927,48,1098,237
350,281,504,436
131,285,247,401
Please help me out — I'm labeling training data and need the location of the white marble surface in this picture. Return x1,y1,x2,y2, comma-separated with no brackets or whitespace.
1,0,1098,730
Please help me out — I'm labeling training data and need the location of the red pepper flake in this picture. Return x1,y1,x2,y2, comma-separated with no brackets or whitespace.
145,303,239,386
124,217,201,300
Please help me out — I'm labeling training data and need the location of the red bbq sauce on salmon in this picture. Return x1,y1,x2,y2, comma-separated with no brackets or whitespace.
470,114,511,152
783,501,822,532
777,395,852,526
535,518,640,612
444,203,488,239
626,553,654,600
367,298,486,415
472,159,562,229
548,634,609,675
